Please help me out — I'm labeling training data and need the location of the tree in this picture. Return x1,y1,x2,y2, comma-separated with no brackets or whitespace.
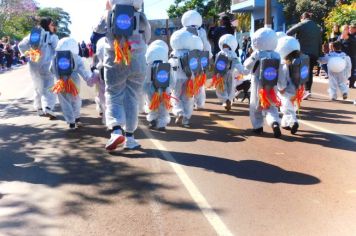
167,0,231,19
0,0,37,40
325,2,356,32
278,0,336,28
38,8,72,38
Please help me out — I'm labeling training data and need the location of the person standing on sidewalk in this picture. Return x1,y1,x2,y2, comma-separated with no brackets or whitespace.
287,12,322,100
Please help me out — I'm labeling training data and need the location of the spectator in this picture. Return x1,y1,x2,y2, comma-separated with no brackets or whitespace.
339,24,355,88
329,24,341,43
4,43,14,69
0,41,5,71
240,36,251,63
348,22,356,88
287,12,322,99
208,15,235,59
81,40,89,58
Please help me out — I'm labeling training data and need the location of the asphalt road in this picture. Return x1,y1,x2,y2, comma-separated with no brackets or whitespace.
0,65,355,236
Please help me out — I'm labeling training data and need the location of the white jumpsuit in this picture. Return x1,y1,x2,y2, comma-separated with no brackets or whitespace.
18,31,58,111
244,50,281,129
50,55,92,124
94,11,151,132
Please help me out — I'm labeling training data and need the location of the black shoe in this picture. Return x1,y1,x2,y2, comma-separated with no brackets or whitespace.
272,122,281,138
225,99,232,111
157,127,166,132
149,120,157,129
69,123,76,130
342,93,348,100
253,127,263,134
291,122,299,135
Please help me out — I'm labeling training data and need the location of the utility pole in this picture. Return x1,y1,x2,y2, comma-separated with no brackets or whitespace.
264,0,272,28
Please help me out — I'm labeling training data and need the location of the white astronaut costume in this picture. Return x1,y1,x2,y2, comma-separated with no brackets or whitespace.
94,0,151,151
144,41,171,130
243,28,282,137
50,37,93,129
275,36,301,133
319,52,352,100
18,27,58,117
214,34,247,110
90,37,107,124
181,10,212,109
169,29,203,127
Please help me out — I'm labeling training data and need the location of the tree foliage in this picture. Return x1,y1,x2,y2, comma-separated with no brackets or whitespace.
325,2,356,32
278,0,336,27
38,8,72,38
167,0,231,19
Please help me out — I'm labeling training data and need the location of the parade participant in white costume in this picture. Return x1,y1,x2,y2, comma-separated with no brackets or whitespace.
318,41,352,100
276,36,309,134
169,29,203,127
18,17,58,119
144,41,172,131
211,34,247,111
244,28,282,138
181,10,212,109
89,37,107,124
94,0,151,151
50,37,95,129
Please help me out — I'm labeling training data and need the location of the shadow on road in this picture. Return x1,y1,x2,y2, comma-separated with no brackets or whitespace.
0,122,212,235
119,147,321,185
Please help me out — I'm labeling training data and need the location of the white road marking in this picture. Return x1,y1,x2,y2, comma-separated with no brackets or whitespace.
142,129,234,236
312,92,354,103
299,120,356,144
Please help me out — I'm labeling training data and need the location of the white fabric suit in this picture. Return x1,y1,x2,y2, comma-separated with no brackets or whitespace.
18,29,58,112
244,28,281,130
50,38,93,125
319,52,352,99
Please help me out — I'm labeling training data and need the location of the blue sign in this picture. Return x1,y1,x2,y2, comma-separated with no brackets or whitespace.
189,58,198,70
58,57,71,70
30,32,40,43
301,65,308,80
116,14,131,30
154,27,178,36
201,57,208,68
157,70,169,83
263,67,278,81
216,60,226,71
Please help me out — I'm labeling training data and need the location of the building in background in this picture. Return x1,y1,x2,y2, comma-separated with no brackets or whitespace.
231,0,285,33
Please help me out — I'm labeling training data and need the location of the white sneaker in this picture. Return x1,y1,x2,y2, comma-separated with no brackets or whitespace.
302,91,311,100
105,129,125,151
124,136,141,150
45,108,57,120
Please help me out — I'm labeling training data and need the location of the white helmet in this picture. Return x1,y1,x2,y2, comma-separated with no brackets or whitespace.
218,34,238,51
56,37,79,55
251,27,278,51
170,29,194,50
109,0,143,10
328,56,346,73
181,10,202,27
276,36,300,59
146,45,168,64
276,31,287,39
188,35,203,51
149,40,169,53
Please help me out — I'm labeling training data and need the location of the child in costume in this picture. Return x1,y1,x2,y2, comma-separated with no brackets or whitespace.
90,37,107,124
18,17,58,119
50,37,95,130
94,0,151,151
318,41,352,101
169,29,204,128
244,28,282,138
211,34,247,111
180,10,212,110
144,40,172,131
276,36,309,134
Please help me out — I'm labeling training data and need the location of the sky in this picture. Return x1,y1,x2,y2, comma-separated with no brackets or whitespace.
36,0,175,42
